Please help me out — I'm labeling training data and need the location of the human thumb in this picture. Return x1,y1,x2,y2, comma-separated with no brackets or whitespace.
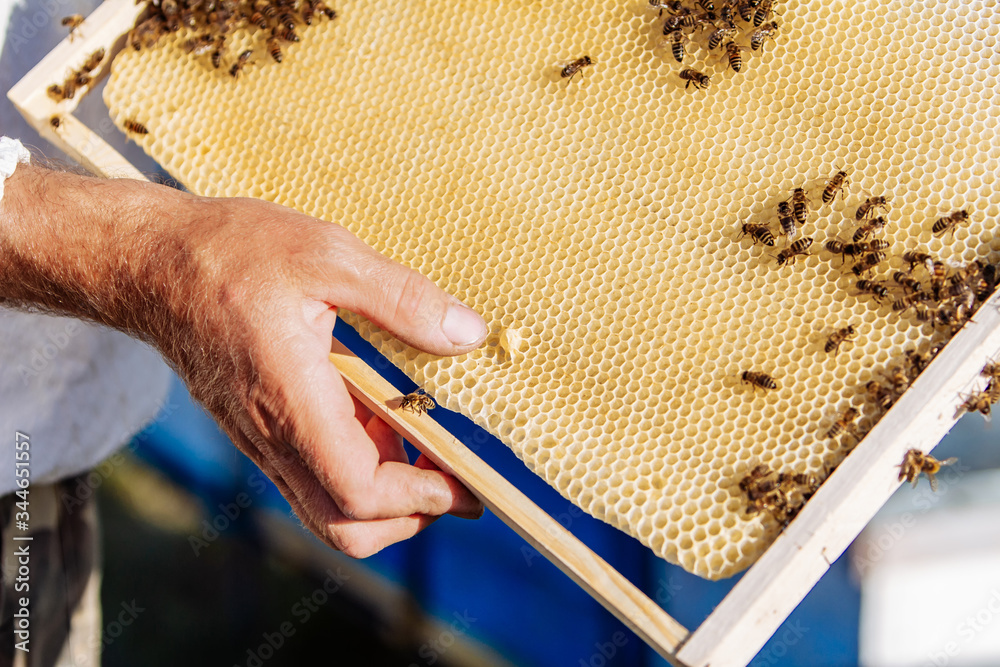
330,237,487,356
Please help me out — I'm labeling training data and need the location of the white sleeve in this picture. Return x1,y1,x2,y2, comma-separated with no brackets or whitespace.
0,136,30,203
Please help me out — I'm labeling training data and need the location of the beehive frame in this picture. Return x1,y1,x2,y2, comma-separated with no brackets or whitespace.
9,2,1000,664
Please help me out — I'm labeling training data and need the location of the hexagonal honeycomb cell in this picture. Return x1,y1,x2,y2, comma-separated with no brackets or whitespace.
104,0,1000,579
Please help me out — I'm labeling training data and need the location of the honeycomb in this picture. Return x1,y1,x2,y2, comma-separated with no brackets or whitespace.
104,0,1000,579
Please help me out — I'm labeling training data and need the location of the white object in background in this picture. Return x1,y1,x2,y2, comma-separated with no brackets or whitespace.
855,468,1000,667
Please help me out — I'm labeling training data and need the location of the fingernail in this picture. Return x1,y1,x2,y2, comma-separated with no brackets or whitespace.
442,304,486,346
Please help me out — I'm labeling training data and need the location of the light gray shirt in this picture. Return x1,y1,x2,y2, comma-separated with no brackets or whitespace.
0,0,171,495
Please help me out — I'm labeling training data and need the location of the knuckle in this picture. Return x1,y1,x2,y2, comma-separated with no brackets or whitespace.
338,492,378,522
389,266,434,327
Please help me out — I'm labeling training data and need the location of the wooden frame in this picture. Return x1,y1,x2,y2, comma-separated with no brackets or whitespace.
9,2,1000,664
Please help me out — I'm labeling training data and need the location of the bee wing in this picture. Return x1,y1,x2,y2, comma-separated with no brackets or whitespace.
940,457,959,467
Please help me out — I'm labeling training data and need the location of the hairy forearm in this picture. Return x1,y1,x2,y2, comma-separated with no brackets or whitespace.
0,163,206,339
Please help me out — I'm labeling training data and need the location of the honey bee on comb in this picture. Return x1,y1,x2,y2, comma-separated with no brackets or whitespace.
399,389,436,415
932,209,970,237
898,449,957,492
854,196,889,220
825,406,859,439
822,170,849,204
852,216,888,242
739,222,775,246
824,324,857,354
123,118,149,136
678,68,711,90
776,200,797,238
775,237,812,266
749,20,779,51
741,370,777,391
560,56,594,81
723,41,748,72
708,21,740,50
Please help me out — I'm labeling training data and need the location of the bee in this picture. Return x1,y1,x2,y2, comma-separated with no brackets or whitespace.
273,23,299,42
123,118,148,135
230,49,253,78
749,20,779,51
266,37,283,63
81,48,105,73
903,250,934,272
856,279,889,301
790,187,808,226
649,0,683,16
399,389,436,415
664,30,686,63
932,209,970,236
887,366,910,393
301,2,315,24
892,293,926,312
930,261,948,300
316,2,337,20
825,407,859,439
753,0,773,27
47,84,63,101
708,22,739,50
73,70,92,88
825,239,846,256
935,305,960,330
723,41,747,72
561,56,594,81
776,237,812,266
841,242,871,258
776,200,797,238
128,16,167,51
49,115,61,129
740,223,775,246
254,0,278,19
62,14,84,39
867,380,894,411
852,216,887,242
898,449,957,492
278,11,299,32
184,34,214,56
61,77,77,100
982,358,1000,384
679,68,711,90
748,491,791,525
211,36,226,68
978,263,997,302
958,387,994,418
738,463,773,490
824,324,857,353
913,304,933,322
178,6,197,29
892,271,923,294
247,9,268,29
851,251,886,276
779,471,821,494
822,170,849,204
855,196,889,220
737,0,754,22
697,0,716,10
742,370,777,391
739,464,778,499
905,348,931,376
